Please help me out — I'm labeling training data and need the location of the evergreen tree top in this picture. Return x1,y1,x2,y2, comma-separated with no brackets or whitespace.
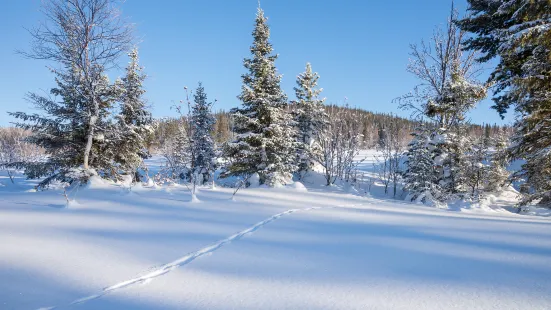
295,63,324,104
239,7,287,109
120,47,151,127
194,82,209,108
123,48,145,92
251,8,273,57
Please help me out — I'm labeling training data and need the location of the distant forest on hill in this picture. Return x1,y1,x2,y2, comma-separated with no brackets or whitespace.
149,105,512,152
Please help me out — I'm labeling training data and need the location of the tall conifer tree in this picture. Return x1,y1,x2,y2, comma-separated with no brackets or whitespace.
190,82,216,185
293,63,327,178
114,48,153,181
459,0,551,207
223,7,296,186
403,125,442,204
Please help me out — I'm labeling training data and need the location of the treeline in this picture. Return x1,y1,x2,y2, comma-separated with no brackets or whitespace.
147,106,510,152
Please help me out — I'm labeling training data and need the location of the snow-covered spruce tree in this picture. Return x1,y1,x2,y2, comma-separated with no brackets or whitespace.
222,7,296,187
114,48,153,182
190,83,216,185
403,125,442,204
464,137,490,202
432,126,472,198
10,0,132,188
397,4,487,203
485,134,510,192
434,69,487,198
459,0,551,207
10,64,120,188
292,63,327,179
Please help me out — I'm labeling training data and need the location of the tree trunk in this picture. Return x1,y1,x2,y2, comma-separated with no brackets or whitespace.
83,114,97,170
7,169,15,184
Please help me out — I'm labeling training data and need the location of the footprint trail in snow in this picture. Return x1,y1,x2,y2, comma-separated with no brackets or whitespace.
36,205,341,310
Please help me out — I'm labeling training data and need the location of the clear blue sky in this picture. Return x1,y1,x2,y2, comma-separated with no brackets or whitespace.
0,0,514,126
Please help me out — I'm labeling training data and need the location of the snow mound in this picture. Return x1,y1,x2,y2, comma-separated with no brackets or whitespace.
66,200,82,208
87,175,112,189
118,174,133,188
287,181,308,191
248,173,260,188
190,193,200,203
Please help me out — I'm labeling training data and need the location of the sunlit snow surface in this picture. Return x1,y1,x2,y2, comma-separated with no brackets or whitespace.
1,153,550,310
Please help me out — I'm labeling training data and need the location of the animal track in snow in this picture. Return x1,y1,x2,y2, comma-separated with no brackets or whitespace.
35,205,340,310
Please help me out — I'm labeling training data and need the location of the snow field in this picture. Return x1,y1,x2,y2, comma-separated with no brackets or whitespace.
1,157,550,309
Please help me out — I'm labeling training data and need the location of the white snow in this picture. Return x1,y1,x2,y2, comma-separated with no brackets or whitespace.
1,155,550,310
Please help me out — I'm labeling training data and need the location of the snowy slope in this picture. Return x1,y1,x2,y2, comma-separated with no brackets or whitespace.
1,165,551,309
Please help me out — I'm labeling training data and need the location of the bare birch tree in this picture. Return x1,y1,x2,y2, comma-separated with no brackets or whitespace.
396,3,488,203
316,105,363,186
396,4,483,127
375,119,408,197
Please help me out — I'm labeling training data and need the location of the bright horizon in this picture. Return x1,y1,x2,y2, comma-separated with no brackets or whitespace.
0,0,515,126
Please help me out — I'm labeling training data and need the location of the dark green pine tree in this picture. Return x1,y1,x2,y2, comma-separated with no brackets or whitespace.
190,82,216,185
458,0,551,207
222,7,296,187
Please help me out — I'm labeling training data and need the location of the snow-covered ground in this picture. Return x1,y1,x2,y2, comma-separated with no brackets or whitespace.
1,155,551,310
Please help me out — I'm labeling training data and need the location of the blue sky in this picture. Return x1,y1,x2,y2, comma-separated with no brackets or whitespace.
0,0,514,126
